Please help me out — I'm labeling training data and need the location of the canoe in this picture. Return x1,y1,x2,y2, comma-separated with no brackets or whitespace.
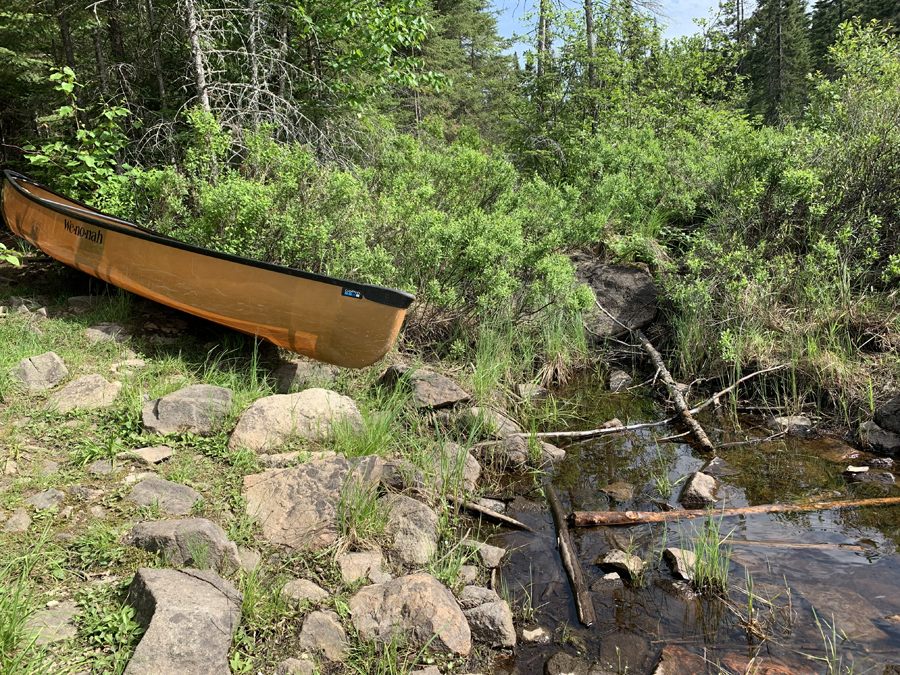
1,170,414,368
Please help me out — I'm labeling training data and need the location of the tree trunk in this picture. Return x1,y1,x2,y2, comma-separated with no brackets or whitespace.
584,0,598,126
93,26,110,98
146,0,167,103
53,0,88,128
537,0,549,78
184,0,210,112
247,0,260,129
277,9,290,98
106,0,132,97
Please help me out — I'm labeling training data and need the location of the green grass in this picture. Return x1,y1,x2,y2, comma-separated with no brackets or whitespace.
688,513,733,594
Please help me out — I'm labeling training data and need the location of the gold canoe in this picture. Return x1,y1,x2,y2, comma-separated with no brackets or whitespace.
1,170,414,368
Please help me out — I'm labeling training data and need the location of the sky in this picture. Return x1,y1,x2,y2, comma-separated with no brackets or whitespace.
492,0,718,45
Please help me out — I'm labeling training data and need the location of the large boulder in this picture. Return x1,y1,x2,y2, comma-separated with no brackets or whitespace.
875,396,900,434
243,455,382,551
45,374,121,413
9,352,68,391
228,389,362,452
382,494,439,565
125,518,240,571
142,385,233,435
379,366,470,409
349,573,471,655
124,568,242,675
573,255,659,338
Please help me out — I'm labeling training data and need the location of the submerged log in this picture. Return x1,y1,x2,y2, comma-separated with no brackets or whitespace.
569,496,900,527
546,483,595,626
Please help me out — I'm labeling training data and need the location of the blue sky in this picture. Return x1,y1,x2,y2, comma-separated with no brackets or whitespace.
492,0,718,45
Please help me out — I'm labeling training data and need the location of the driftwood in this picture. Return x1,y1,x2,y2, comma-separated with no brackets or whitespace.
569,496,900,527
445,495,538,533
546,483,595,626
729,540,869,552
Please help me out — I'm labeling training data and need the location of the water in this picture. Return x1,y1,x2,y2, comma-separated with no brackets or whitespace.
487,378,900,674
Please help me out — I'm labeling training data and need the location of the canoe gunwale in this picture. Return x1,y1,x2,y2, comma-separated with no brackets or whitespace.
2,170,415,310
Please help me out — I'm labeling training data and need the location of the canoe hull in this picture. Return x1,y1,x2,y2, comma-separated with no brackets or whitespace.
1,172,413,368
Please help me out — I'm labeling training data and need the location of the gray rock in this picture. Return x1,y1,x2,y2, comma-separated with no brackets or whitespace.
875,395,900,434
142,385,233,436
458,407,522,439
379,366,470,409
767,415,813,434
243,455,383,551
275,659,315,675
125,568,242,675
860,421,900,454
383,494,439,565
45,374,121,413
461,539,506,568
541,441,566,463
118,445,174,464
411,667,442,675
477,498,506,513
299,610,348,661
600,482,634,501
24,600,79,645
349,573,471,655
228,389,362,451
431,441,481,492
520,626,551,644
111,358,146,375
3,508,30,533
67,295,95,311
85,322,129,343
237,547,261,573
595,550,643,580
125,518,240,571
700,457,739,476
573,256,659,339
678,472,718,508
88,459,114,475
338,551,384,584
40,460,59,475
481,435,563,467
516,383,549,399
9,352,68,391
70,486,103,503
273,360,340,394
608,370,633,391
25,488,66,511
544,652,597,675
463,600,516,647
281,578,330,607
662,548,696,580
846,470,895,484
90,505,107,519
458,566,478,584
590,572,624,591
126,477,203,515
457,585,501,610
381,459,426,491
653,577,699,601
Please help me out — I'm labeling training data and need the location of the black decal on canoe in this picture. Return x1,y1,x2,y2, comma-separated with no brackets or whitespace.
64,218,104,244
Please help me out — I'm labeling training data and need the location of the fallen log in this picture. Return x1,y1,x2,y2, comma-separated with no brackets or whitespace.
569,496,900,527
546,483,595,626
445,495,538,533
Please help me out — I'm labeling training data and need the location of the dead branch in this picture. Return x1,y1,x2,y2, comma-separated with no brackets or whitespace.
546,483,595,626
445,495,538,534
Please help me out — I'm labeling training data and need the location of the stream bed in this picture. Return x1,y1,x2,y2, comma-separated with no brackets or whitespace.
487,379,900,674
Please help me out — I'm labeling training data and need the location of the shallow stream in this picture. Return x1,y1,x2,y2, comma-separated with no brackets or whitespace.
488,378,900,674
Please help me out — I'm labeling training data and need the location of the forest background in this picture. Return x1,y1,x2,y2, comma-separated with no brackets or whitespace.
1,0,899,424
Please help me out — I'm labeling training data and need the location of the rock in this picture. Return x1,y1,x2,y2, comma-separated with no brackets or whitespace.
860,421,900,454
118,445,174,464
4,507,32,533
89,459,114,475
411,667,442,675
9,352,68,391
45,374,121,413
338,551,385,584
381,459,426,491
25,488,66,510
767,416,813,435
349,573,471,655
516,383,549,399
461,539,506,568
875,395,900,434
24,600,79,645
700,456,739,476
870,456,894,468
678,472,718,508
85,322,129,343
123,471,157,484
90,506,107,519
299,610,348,661
720,654,818,675
590,572,624,591
477,498,505,513
143,385,233,436
653,577,699,601
111,358,146,375
228,389,362,451
464,600,516,647
608,370,632,391
40,460,59,475
3,460,16,476
273,360,340,394
598,633,653,674
67,295,95,311
458,566,478,584
125,568,242,675
544,652,610,675
125,518,240,571
662,548,696,580
457,586,501,610
805,438,863,464
596,550,643,580
126,477,202,516
458,407,522,439
846,470,895,484
243,455,382,551
431,441,481,492
281,578,330,607
541,442,566,463
275,659,315,675
482,435,564,467
600,482,634,501
521,626,551,644
379,366,470,409
651,645,710,675
383,494,439,565
573,256,659,339
237,547,261,573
